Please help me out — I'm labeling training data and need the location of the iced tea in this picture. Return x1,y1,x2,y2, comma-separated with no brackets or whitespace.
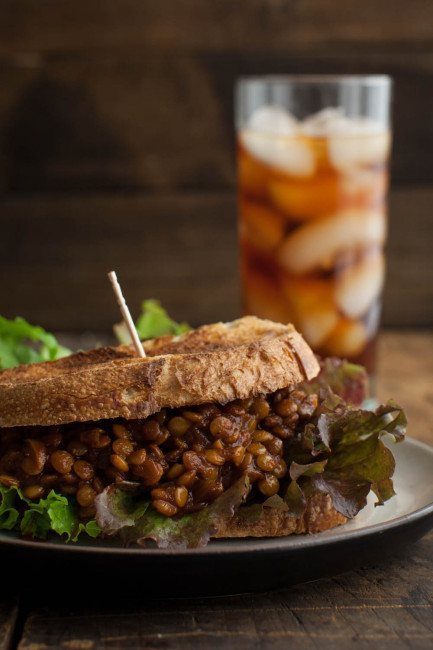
238,105,391,374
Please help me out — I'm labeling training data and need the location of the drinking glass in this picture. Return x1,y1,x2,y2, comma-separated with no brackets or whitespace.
236,75,392,380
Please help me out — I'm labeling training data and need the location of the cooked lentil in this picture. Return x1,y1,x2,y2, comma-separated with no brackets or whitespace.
73,460,94,481
127,449,147,466
0,386,319,519
76,484,97,507
50,450,74,475
23,485,45,500
258,475,279,497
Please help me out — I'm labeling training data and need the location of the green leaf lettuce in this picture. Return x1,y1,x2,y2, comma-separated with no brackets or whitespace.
0,316,70,370
0,486,100,541
114,299,191,344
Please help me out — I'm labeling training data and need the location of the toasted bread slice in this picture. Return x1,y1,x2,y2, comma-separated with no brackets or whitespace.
0,317,319,428
213,493,347,539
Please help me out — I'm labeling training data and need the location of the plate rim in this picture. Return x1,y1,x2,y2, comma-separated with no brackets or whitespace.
1,436,432,557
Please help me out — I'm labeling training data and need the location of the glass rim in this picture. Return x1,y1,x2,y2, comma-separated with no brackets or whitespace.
237,74,392,88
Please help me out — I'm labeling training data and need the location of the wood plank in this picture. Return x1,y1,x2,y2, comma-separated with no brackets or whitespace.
377,332,433,444
0,193,239,331
0,599,18,650
2,0,433,54
385,187,433,326
1,52,433,190
17,532,433,649
0,187,431,331
0,54,233,193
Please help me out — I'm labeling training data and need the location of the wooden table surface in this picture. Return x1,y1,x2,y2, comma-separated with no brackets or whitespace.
1,330,432,650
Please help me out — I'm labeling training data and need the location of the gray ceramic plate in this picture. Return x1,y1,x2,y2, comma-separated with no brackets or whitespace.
2,436,433,595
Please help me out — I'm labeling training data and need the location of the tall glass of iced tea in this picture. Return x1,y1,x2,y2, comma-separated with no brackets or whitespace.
236,76,391,382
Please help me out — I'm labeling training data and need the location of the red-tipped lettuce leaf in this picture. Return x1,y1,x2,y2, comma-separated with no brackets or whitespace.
299,401,406,518
311,474,371,519
289,460,327,480
317,400,406,450
95,477,250,549
303,358,368,406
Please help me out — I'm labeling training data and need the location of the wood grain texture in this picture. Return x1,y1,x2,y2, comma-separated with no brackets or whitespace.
0,54,233,192
0,193,238,331
15,531,433,649
0,187,432,330
0,599,18,650
377,332,433,444
0,53,433,190
1,0,433,53
0,3,433,190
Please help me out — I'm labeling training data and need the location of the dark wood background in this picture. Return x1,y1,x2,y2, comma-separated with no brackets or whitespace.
0,0,432,331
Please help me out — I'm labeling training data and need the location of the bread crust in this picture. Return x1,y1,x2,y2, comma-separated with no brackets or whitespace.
0,317,319,428
213,493,347,539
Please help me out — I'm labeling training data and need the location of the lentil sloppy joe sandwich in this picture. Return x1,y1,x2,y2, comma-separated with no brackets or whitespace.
0,316,406,548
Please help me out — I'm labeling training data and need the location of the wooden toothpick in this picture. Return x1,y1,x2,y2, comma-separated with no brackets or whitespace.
107,271,146,358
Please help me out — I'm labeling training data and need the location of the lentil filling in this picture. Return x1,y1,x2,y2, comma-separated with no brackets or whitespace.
0,387,318,521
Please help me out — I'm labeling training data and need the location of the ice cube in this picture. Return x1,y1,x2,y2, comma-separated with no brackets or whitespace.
335,250,385,318
243,270,293,324
322,318,367,357
335,117,386,136
240,199,285,253
301,108,346,137
299,311,339,349
329,130,391,171
303,110,385,137
341,169,388,207
247,105,298,136
240,130,316,177
281,277,338,347
301,109,390,169
277,208,386,275
269,175,339,221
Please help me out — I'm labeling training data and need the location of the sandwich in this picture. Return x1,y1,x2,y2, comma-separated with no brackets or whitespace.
0,316,406,548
